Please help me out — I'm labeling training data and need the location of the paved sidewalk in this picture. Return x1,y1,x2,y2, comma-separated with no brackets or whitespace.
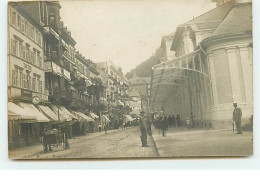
152,126,253,157
9,129,119,159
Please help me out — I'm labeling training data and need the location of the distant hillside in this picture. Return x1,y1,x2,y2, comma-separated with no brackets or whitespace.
125,47,164,79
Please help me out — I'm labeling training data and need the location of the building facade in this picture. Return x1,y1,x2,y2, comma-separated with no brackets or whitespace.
150,0,253,128
8,3,49,147
96,60,129,128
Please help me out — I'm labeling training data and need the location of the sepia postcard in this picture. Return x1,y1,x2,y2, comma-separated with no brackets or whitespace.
7,0,253,159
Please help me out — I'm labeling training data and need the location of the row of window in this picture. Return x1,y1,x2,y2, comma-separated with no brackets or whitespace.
12,66,43,93
76,61,90,78
11,38,43,69
10,8,42,47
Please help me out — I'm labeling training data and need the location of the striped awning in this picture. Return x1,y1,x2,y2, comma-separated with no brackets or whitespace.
8,102,36,122
19,102,49,122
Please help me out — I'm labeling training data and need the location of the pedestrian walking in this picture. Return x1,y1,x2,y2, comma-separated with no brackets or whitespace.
233,102,243,134
161,116,168,136
62,122,70,150
43,129,52,152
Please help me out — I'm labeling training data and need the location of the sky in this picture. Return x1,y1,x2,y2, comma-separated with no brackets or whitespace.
59,0,216,74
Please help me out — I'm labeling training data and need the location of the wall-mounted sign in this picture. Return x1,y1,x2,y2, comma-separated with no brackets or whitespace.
21,89,32,101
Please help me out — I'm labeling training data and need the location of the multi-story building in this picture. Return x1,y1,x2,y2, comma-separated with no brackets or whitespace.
8,3,49,147
150,0,253,128
96,60,129,128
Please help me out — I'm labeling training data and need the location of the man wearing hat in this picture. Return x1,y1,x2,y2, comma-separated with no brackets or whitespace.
233,102,243,134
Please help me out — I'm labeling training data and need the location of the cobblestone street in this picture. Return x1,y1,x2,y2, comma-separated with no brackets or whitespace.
9,127,158,159
9,126,253,159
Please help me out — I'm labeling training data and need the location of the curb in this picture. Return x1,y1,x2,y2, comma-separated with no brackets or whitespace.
150,133,160,157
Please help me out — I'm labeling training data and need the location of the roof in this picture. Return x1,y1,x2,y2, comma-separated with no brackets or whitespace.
171,0,252,51
184,0,235,30
210,3,252,37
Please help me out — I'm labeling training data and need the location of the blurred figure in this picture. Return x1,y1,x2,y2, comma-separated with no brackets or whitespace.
233,102,243,134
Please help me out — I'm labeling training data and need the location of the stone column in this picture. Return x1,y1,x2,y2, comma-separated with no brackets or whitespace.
226,47,242,102
208,53,218,106
239,45,253,102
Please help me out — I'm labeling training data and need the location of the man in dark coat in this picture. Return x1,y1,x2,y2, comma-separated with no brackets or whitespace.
161,116,168,136
233,102,243,134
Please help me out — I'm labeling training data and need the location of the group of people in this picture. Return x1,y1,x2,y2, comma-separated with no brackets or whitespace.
153,115,181,136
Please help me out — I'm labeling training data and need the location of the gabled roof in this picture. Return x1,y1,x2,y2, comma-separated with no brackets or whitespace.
183,0,235,30
171,0,252,51
210,3,252,37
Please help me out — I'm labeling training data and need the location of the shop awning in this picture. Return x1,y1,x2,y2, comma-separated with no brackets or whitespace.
19,102,49,122
90,112,99,119
51,105,72,122
101,115,111,123
60,106,77,119
125,115,134,122
8,102,36,121
38,105,59,122
73,111,94,122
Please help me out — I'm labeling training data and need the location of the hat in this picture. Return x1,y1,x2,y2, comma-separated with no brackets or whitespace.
233,102,237,104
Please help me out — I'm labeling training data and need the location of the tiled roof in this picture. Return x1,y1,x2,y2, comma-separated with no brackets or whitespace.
210,3,252,37
183,0,235,30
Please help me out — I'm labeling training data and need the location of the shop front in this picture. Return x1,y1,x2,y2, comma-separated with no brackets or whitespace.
8,102,36,148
